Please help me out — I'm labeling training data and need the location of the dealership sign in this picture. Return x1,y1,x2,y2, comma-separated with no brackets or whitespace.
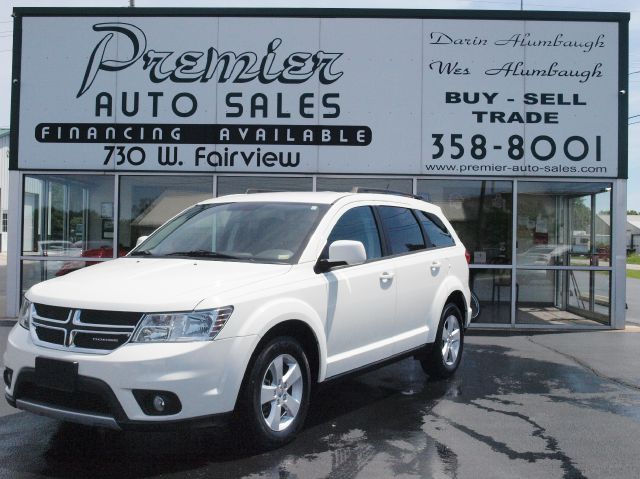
14,12,624,176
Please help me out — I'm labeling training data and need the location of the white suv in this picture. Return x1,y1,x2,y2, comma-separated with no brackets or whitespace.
4,191,470,449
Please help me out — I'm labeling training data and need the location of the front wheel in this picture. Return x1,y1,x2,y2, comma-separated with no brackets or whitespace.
238,336,311,450
420,303,464,379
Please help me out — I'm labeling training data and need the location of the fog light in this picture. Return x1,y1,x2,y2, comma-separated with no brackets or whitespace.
153,395,166,412
3,368,13,388
132,389,182,416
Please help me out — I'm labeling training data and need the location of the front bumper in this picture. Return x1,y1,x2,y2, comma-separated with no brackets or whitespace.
3,325,258,428
4,389,232,431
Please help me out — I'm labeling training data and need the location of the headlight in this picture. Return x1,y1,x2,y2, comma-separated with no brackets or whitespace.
18,298,32,330
131,306,234,343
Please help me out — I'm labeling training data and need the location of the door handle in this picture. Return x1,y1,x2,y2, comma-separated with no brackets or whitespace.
431,261,442,269
380,271,395,282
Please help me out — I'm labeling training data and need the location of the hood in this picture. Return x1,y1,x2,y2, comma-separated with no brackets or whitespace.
27,257,291,312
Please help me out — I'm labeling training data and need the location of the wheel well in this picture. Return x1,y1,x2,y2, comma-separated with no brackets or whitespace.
446,290,467,320
253,320,321,385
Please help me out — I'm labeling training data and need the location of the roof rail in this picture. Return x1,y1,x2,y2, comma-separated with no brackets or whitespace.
245,188,286,194
350,186,427,201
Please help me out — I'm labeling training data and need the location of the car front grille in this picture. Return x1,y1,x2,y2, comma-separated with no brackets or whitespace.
31,303,143,354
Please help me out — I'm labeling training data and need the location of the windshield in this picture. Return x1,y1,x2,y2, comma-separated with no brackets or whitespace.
130,201,327,263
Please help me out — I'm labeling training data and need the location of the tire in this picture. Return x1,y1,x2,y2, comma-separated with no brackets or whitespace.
238,336,311,450
420,303,464,379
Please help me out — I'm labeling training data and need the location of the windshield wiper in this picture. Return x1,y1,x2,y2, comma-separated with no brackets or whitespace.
129,250,153,256
163,250,241,259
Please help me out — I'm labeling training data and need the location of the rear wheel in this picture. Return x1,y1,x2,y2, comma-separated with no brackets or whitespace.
238,336,311,450
420,303,464,379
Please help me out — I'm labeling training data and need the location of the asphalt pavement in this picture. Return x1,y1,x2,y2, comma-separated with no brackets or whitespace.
1,325,640,479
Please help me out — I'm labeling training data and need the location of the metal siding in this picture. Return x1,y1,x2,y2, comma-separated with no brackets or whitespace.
0,134,9,251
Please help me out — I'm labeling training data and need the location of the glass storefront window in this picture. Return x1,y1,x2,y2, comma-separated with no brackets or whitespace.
21,259,89,294
470,268,511,324
217,176,312,196
316,177,413,193
517,182,611,267
417,180,512,265
15,174,618,329
118,176,213,254
22,175,114,258
516,269,610,326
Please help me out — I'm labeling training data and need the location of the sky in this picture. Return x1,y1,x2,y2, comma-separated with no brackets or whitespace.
0,0,638,207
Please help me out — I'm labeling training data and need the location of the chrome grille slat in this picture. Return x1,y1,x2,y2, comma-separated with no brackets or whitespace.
32,313,70,325
34,323,67,346
71,311,136,330
33,303,71,322
77,309,142,327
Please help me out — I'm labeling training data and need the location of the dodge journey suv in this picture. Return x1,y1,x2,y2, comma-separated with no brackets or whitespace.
4,190,470,449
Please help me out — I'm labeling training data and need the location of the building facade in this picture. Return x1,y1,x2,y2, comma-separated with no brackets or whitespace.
0,129,9,252
7,8,630,329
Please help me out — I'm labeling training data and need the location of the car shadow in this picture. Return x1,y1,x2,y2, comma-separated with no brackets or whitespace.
22,340,636,479
38,357,451,478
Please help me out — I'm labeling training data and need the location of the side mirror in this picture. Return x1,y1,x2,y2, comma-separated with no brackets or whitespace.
329,240,367,266
315,240,367,274
135,236,149,247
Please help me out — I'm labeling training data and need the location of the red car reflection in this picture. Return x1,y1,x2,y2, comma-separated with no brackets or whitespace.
55,244,128,276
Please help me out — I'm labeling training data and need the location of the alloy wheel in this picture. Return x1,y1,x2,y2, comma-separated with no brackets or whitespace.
441,314,461,366
260,353,304,432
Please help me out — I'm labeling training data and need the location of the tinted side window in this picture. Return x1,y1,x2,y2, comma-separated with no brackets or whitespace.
378,206,426,255
417,211,455,248
327,206,382,260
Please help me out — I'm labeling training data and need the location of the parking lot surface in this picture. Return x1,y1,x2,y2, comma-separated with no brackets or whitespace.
2,327,640,479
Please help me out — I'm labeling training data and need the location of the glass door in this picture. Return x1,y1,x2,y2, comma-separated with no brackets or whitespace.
516,182,611,327
565,189,611,323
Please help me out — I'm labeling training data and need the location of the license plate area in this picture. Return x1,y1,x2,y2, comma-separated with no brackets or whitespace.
35,357,78,392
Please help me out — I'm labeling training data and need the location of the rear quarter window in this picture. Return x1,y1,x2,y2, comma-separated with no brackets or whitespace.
416,211,455,248
378,206,426,255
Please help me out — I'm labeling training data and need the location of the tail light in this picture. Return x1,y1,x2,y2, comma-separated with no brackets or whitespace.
464,250,471,264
